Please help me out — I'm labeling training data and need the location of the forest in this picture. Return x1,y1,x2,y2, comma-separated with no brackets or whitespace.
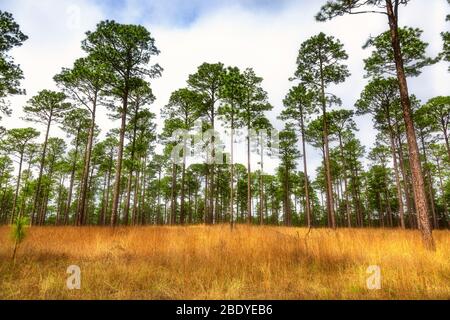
0,0,449,301
0,1,449,247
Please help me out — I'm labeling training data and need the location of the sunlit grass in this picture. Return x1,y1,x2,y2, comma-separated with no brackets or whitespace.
0,225,449,299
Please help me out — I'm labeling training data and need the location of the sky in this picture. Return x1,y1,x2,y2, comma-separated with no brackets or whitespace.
1,0,449,177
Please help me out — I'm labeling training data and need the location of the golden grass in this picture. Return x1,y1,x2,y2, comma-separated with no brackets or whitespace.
0,225,449,300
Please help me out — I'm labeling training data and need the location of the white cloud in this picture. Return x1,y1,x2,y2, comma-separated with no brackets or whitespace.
1,0,449,178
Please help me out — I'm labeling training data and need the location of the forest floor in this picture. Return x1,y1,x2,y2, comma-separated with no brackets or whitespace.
0,225,449,299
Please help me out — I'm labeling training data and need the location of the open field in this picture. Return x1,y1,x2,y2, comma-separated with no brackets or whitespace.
0,225,449,300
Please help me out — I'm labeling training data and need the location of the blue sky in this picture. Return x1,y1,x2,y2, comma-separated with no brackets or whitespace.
93,0,293,26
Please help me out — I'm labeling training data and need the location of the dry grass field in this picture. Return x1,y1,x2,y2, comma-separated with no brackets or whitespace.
0,225,449,300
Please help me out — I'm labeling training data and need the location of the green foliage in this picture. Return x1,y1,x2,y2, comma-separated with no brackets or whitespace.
82,20,162,95
2,127,40,156
294,32,350,91
61,108,91,140
54,55,109,109
163,88,203,130
416,96,450,156
0,10,28,116
422,96,450,131
441,0,450,71
280,84,315,123
328,109,357,136
278,125,300,171
363,27,438,78
442,31,450,71
11,216,28,243
315,0,411,22
355,77,401,131
22,90,71,125
218,66,246,129
305,115,335,151
239,68,272,128
188,62,225,121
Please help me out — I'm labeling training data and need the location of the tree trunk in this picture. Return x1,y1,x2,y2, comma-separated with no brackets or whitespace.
259,135,264,225
124,107,139,225
435,157,449,228
55,174,65,225
338,134,351,228
78,98,97,226
83,165,95,225
319,56,336,229
39,159,55,226
385,0,434,249
99,172,108,225
441,119,450,161
32,110,52,225
104,160,113,225
157,169,161,225
188,182,192,224
64,127,81,225
180,141,187,224
132,164,140,225
419,129,438,229
230,121,235,229
247,126,252,224
204,173,208,224
386,109,405,229
11,152,24,224
299,109,312,228
111,91,128,227
209,103,216,225
170,163,177,225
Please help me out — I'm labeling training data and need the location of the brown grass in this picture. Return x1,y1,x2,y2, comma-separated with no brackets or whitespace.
0,225,449,300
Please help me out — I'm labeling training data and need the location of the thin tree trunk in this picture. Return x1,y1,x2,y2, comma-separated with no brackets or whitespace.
104,160,113,225
124,107,139,225
55,174,65,225
82,165,95,225
170,163,177,225
180,141,187,224
188,182,192,224
247,126,252,224
64,127,81,225
111,91,128,227
204,173,208,224
284,169,291,226
441,120,450,161
132,166,140,225
319,57,336,229
39,161,55,226
230,121,235,229
435,157,449,228
338,134,351,228
78,98,97,226
299,109,312,228
396,132,414,227
123,172,133,225
32,111,53,225
11,152,24,224
259,134,264,225
387,111,405,228
419,129,438,229
157,169,161,225
99,172,108,225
